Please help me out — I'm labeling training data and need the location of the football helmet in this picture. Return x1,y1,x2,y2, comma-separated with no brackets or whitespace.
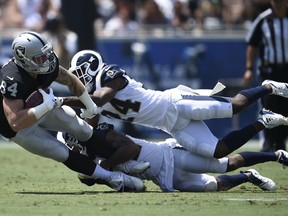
11,31,57,74
69,50,105,93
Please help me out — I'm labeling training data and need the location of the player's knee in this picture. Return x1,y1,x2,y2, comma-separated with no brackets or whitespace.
204,178,218,192
174,131,214,157
174,132,196,153
44,141,70,162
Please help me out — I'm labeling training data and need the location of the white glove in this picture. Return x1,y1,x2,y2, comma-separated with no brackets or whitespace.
54,96,63,108
80,104,102,119
39,88,55,110
31,88,55,119
78,91,100,119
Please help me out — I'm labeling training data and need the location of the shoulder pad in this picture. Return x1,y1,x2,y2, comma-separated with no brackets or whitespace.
100,64,125,85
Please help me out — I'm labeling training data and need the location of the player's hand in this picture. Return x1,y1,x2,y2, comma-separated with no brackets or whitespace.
80,105,102,119
38,88,55,111
54,96,63,108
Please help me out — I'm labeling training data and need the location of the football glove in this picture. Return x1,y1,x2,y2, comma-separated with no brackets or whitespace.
31,88,55,119
80,105,102,119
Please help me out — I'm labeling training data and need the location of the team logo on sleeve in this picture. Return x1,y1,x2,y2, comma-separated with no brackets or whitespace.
15,46,26,59
106,70,117,79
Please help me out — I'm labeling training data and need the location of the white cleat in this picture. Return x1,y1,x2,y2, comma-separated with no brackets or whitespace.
114,160,150,174
258,108,288,129
262,79,288,98
242,169,276,191
108,171,145,192
276,150,288,169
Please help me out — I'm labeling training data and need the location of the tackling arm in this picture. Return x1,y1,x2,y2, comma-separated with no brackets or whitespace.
62,77,124,112
56,66,98,118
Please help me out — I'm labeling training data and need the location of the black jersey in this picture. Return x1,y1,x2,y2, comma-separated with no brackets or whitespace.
0,58,59,138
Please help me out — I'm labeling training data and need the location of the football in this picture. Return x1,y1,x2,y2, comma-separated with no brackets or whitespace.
24,88,49,108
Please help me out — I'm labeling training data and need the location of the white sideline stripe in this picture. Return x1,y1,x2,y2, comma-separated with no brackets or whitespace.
224,198,288,201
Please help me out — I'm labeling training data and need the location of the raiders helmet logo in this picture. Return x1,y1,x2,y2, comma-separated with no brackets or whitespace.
15,46,25,59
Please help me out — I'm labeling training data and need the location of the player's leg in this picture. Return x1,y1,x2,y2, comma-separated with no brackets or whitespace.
173,163,276,192
227,149,288,171
231,80,288,114
171,120,219,157
216,169,276,191
214,109,288,158
175,85,270,120
176,95,233,120
39,106,115,161
172,147,228,173
39,105,93,142
172,109,288,158
12,125,145,192
175,81,288,120
173,171,218,192
60,122,150,175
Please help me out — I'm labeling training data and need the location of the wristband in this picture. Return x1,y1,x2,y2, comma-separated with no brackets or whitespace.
78,91,97,109
31,103,50,119
246,67,253,70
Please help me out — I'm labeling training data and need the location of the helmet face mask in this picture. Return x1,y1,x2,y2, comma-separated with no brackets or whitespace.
12,31,57,74
70,50,105,93
72,61,94,93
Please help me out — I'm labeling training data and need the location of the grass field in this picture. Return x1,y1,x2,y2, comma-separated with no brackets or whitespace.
1,140,288,216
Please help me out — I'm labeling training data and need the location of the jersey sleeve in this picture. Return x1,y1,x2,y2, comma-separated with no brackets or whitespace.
100,64,126,85
1,78,27,99
0,63,28,100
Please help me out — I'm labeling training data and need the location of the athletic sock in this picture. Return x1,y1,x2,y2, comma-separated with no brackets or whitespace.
238,151,277,166
63,150,96,176
217,173,248,190
221,124,258,152
239,86,270,105
91,164,112,180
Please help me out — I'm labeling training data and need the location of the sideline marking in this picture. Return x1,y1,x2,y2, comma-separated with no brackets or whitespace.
224,198,288,201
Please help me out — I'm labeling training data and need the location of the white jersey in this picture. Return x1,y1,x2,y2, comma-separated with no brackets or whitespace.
94,64,232,134
95,65,185,133
128,136,228,192
128,136,175,192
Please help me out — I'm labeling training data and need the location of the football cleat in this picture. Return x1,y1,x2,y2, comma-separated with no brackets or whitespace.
114,160,150,174
108,171,145,192
258,108,288,129
276,150,288,169
78,172,145,192
241,169,276,191
262,80,288,98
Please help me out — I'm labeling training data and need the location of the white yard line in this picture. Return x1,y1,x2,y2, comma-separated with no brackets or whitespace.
224,198,288,201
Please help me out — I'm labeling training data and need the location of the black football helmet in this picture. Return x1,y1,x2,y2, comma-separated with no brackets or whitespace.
69,50,105,93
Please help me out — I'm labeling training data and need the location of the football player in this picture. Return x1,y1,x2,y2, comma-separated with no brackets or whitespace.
61,50,288,160
0,31,147,192
64,120,288,192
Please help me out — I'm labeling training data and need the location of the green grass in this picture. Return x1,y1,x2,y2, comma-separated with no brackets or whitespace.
1,141,288,216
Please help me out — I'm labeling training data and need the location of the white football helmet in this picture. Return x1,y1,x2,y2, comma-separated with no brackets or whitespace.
11,31,57,74
69,50,105,93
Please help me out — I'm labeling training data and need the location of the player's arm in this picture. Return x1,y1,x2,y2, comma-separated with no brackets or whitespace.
242,45,258,87
62,77,125,107
56,66,98,118
55,66,86,96
3,88,55,131
3,97,37,131
98,128,141,170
